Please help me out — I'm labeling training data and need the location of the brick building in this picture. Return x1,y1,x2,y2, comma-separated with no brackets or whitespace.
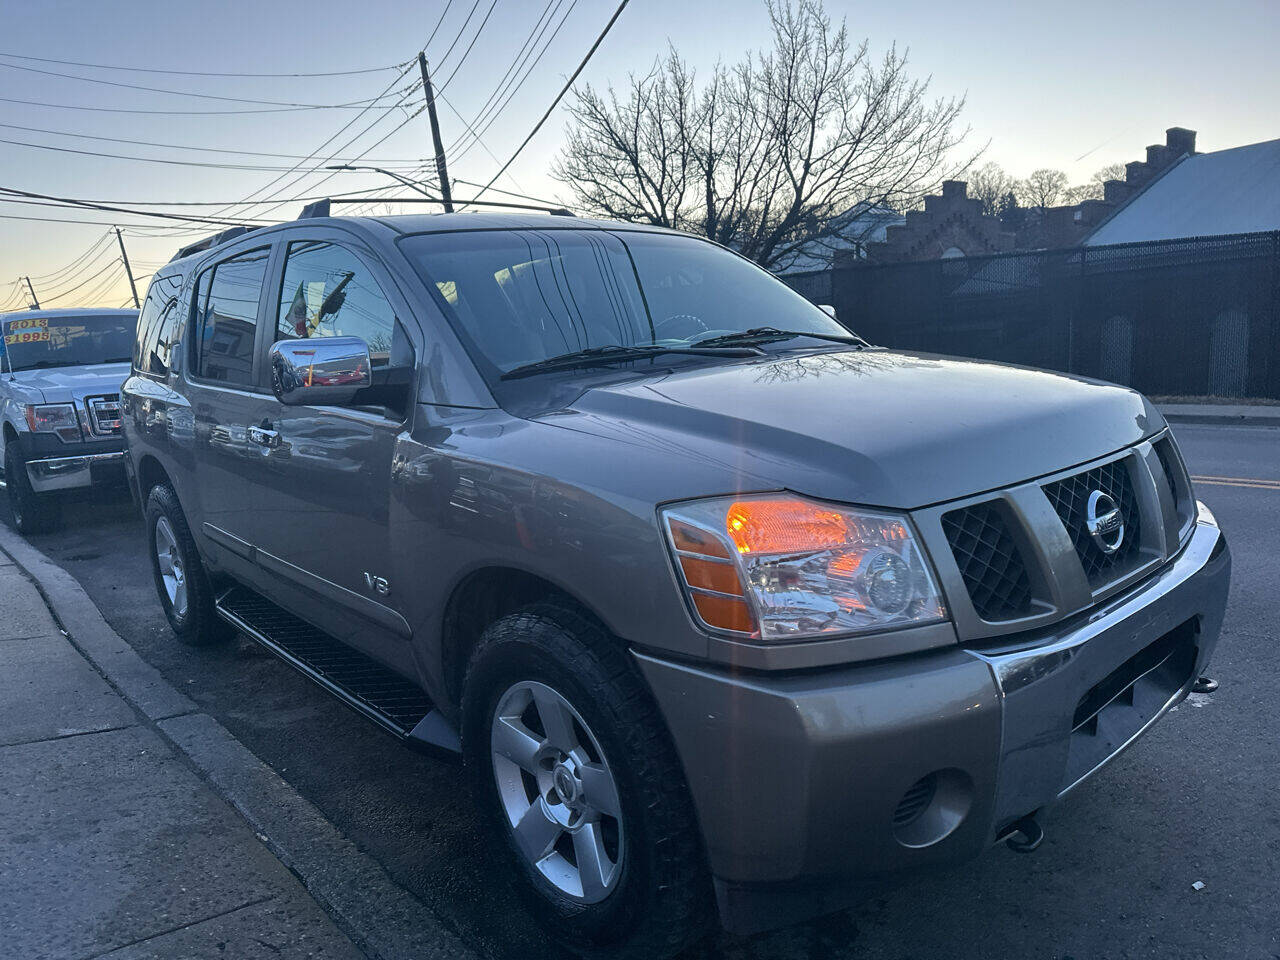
862,127,1199,263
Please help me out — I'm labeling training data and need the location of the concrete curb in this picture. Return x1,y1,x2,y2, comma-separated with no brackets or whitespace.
0,526,476,960
1158,405,1280,427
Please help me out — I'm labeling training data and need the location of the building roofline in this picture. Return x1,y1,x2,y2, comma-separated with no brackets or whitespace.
1082,150,1194,243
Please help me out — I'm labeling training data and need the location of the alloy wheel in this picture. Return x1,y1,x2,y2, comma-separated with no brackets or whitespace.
490,680,624,903
154,516,188,619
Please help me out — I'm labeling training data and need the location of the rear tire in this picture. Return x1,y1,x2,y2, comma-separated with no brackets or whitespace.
462,603,712,960
4,445,60,534
145,482,230,646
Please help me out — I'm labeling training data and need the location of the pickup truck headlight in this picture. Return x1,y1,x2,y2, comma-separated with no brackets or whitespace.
25,403,82,442
661,494,948,641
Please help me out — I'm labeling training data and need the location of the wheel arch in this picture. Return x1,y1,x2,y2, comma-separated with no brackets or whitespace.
440,565,616,711
136,453,173,499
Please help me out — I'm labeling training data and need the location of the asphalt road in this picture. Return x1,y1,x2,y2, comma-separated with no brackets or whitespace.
16,423,1280,960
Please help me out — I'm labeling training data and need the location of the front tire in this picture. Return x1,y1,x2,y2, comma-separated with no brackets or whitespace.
462,604,712,960
145,482,229,645
4,444,60,534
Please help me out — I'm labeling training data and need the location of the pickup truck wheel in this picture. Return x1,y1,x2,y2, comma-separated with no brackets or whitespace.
145,483,229,646
4,445,60,534
462,604,712,960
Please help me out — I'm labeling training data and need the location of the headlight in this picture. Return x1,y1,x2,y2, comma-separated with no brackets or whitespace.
661,494,948,642
25,403,82,442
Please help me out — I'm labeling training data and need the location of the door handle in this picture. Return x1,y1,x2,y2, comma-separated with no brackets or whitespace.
248,425,281,448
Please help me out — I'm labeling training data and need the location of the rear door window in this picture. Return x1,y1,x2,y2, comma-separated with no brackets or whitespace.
193,248,269,385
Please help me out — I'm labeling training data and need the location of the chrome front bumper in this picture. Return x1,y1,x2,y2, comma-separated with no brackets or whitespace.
25,452,126,492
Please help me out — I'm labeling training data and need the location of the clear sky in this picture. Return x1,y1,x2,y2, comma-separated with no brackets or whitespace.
2,0,1277,310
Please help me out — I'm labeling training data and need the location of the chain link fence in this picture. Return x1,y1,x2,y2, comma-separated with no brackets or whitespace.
781,231,1280,399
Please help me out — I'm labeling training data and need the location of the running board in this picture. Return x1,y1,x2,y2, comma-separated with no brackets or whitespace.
215,585,461,753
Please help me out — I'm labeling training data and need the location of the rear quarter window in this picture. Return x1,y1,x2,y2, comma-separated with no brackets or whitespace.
135,274,183,378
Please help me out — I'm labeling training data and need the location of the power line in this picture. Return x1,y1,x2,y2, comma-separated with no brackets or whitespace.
423,0,456,50
192,10,487,225
251,100,429,222
460,0,630,210
435,0,500,93
0,93,419,115
220,70,434,223
38,257,122,305
433,0,484,72
3,183,436,209
451,178,566,209
27,243,117,296
204,63,419,223
447,0,580,163
435,89,526,190
0,134,429,173
23,229,114,282
0,210,212,229
0,188,273,226
55,266,123,309
443,0,569,157
0,120,424,164
0,51,409,78
0,61,413,108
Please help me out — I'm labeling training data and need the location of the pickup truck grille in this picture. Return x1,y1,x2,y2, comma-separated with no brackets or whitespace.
941,502,1034,621
1042,459,1142,587
86,395,122,436
923,432,1194,639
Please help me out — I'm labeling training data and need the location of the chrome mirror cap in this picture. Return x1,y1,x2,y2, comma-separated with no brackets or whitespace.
269,337,372,406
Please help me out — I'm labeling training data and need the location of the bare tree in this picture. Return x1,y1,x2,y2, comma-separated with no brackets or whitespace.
1062,162,1127,204
966,162,1015,217
553,0,977,271
1017,168,1069,209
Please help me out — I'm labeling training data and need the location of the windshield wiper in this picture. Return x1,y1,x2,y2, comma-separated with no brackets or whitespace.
692,326,868,348
500,343,761,381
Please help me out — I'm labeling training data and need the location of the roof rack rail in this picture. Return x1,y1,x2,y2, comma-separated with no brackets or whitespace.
169,225,258,263
323,196,575,217
298,198,331,219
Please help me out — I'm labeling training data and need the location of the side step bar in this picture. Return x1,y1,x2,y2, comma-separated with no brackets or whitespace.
215,585,461,754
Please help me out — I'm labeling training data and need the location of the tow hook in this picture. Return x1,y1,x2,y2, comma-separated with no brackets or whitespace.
1003,814,1044,853
1192,676,1219,694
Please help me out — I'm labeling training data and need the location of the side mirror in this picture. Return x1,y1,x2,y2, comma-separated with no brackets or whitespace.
269,337,372,406
818,304,838,320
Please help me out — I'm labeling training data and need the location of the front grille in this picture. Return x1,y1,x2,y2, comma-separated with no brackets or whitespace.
1153,436,1195,535
86,394,122,436
1043,459,1142,588
942,501,1034,621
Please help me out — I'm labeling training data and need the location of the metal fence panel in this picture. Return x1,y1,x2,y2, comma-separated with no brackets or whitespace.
782,231,1280,399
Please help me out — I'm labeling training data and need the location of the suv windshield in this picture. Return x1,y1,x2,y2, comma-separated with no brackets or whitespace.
403,230,850,376
2,313,136,372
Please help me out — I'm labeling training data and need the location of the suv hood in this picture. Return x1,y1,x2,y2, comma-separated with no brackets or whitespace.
547,349,1163,510
6,362,130,404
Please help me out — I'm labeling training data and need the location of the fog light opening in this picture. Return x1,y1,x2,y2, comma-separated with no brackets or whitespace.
892,768,973,849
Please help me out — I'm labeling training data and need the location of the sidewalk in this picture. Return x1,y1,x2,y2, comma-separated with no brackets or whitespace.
0,547,365,959
1158,402,1280,427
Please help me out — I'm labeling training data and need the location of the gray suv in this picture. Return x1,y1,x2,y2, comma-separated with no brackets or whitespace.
2,308,135,532
121,211,1230,958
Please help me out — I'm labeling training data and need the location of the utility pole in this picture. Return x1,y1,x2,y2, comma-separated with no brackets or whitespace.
418,52,454,213
115,227,140,308
23,276,39,310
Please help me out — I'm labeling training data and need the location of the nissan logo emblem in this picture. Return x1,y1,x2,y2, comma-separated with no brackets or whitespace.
1085,490,1125,554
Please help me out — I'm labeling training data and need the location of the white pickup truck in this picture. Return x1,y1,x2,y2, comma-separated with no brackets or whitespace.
1,308,136,532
